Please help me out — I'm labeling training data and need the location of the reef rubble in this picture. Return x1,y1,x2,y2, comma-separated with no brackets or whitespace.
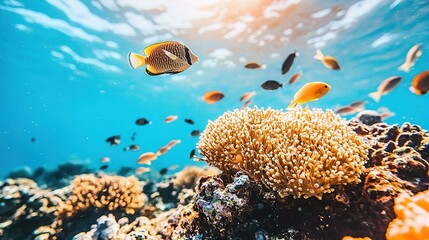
0,108,428,240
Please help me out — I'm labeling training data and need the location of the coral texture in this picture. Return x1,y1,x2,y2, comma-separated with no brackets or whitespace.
197,107,368,199
173,166,220,190
385,190,429,240
0,178,65,240
35,174,147,239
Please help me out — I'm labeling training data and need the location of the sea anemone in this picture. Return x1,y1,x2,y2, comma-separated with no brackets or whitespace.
197,107,368,200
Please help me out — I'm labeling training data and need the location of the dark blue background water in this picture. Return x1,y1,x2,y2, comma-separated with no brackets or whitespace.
1,0,428,178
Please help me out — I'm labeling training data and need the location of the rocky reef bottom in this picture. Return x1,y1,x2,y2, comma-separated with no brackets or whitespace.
1,115,428,240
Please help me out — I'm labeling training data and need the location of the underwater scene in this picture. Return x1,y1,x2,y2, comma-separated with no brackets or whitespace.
1,0,429,239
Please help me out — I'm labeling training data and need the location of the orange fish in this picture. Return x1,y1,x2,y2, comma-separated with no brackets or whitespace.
288,71,302,85
245,62,266,69
314,50,340,70
240,91,256,102
288,82,331,108
164,115,178,123
202,90,224,104
137,152,158,165
100,157,110,163
409,70,429,95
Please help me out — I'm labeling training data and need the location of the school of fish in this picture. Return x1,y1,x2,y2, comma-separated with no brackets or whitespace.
95,41,427,175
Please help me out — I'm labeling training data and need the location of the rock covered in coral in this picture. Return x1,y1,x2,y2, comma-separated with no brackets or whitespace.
198,107,369,200
348,121,429,202
353,110,383,126
0,178,66,240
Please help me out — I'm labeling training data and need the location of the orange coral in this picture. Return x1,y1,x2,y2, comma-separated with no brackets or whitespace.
173,166,220,190
385,189,429,240
57,174,146,217
197,107,368,199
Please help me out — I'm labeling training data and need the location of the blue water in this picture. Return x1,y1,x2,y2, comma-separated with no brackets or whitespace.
1,0,428,178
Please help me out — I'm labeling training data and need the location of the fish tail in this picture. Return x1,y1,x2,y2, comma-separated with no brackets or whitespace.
398,62,410,72
368,91,381,102
261,64,267,69
314,49,324,60
409,86,422,95
288,100,297,109
128,52,147,69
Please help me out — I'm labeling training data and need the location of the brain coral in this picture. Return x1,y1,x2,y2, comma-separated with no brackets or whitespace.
197,107,368,200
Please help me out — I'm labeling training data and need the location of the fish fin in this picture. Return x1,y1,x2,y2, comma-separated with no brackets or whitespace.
416,49,423,57
303,105,309,111
295,50,300,57
398,62,410,72
314,49,324,60
143,41,174,55
145,67,164,76
288,100,297,109
409,86,423,95
368,91,381,102
128,52,147,69
163,49,180,61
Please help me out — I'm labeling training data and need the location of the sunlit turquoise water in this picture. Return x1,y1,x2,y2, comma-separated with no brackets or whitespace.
1,0,428,178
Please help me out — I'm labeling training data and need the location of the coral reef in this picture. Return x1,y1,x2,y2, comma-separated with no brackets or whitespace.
34,174,148,239
385,189,429,240
0,178,65,240
197,107,368,199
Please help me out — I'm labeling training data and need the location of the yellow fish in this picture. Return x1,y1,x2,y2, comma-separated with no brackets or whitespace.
288,82,331,108
128,41,199,75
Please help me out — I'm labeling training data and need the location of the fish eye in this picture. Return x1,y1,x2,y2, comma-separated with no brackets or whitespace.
324,85,328,88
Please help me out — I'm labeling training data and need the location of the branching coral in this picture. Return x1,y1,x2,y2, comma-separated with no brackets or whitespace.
197,107,368,199
385,190,429,240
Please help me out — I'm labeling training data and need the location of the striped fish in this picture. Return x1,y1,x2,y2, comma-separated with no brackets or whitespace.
128,41,199,75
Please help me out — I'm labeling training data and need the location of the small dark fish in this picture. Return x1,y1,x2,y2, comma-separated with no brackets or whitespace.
123,147,129,151
129,144,140,151
350,101,366,108
261,80,283,90
190,149,196,159
184,119,195,125
281,51,298,75
31,137,36,143
245,62,266,69
159,168,168,176
135,118,151,125
106,135,121,146
190,130,200,137
100,164,108,170
131,132,137,141
288,72,302,85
